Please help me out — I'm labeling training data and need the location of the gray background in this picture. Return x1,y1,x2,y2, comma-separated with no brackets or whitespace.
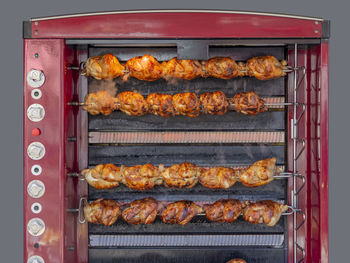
0,0,346,262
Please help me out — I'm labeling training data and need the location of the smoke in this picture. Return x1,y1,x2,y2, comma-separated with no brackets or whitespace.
88,79,118,97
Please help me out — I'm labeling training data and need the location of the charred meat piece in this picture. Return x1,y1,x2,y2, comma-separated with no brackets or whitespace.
84,53,125,80
199,91,229,115
122,197,159,225
205,199,245,223
172,92,201,118
146,93,175,117
162,57,204,80
124,55,163,81
232,91,267,115
198,167,237,189
160,200,203,225
246,55,287,80
160,162,199,188
81,164,123,189
203,57,245,79
243,200,288,226
122,164,162,190
117,91,149,116
84,199,121,226
83,90,119,115
238,158,276,187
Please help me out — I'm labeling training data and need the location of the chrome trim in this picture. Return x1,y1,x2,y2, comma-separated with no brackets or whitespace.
30,9,323,22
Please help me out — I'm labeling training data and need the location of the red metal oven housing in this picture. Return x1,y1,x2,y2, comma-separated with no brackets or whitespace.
23,10,329,263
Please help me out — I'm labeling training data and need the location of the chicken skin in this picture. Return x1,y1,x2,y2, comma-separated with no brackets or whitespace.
238,158,276,187
124,55,163,81
172,92,201,118
243,200,288,226
122,164,163,190
117,91,149,116
203,57,245,79
205,199,245,223
81,164,123,189
198,167,237,189
146,93,175,117
83,90,119,115
84,53,125,80
84,199,121,226
121,197,159,225
160,162,199,188
226,259,247,263
246,55,287,80
232,91,267,115
160,200,203,225
162,57,204,80
199,91,229,115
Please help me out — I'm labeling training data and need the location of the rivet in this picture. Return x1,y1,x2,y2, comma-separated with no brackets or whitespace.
315,21,319,25
34,21,39,26
314,30,319,34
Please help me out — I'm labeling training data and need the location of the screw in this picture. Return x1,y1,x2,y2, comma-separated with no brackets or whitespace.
315,29,319,34
315,21,319,25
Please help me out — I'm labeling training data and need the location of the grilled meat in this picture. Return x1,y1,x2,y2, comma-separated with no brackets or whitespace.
205,199,245,223
198,167,237,189
121,197,159,225
243,200,288,226
162,57,204,80
84,199,121,226
232,91,267,115
160,162,199,188
238,158,276,187
172,92,201,118
199,91,229,115
146,93,175,117
160,200,203,225
203,57,245,79
246,55,287,80
81,164,123,189
84,53,125,80
117,91,149,116
124,55,163,81
226,259,247,263
82,90,119,115
122,164,162,190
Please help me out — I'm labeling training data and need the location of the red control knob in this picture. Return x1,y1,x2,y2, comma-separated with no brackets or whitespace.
31,128,41,136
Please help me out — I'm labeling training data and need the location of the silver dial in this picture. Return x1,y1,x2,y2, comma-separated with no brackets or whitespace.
27,255,45,263
27,104,45,122
27,218,45,237
27,69,45,88
27,180,45,198
27,142,45,160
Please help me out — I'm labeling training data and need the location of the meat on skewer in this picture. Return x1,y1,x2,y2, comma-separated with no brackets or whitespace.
198,167,237,189
84,199,121,226
162,57,204,80
160,200,203,225
205,199,246,223
81,164,123,189
146,93,175,117
122,197,159,225
117,91,149,116
231,91,267,115
238,158,276,187
203,57,245,79
160,162,200,189
246,55,287,80
82,90,119,115
124,55,163,81
172,92,201,118
199,91,229,115
122,164,163,190
226,259,247,263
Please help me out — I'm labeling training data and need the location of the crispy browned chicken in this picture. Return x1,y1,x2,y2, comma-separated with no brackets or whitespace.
84,53,125,80
243,200,288,226
124,55,163,81
160,162,199,188
199,91,229,115
172,92,201,118
246,55,287,80
117,91,149,116
84,199,121,226
231,91,267,115
203,57,245,79
122,164,163,190
205,199,245,223
146,93,175,117
238,158,276,187
198,167,237,189
81,164,123,189
83,90,119,115
160,200,203,225
121,197,159,225
226,259,247,263
162,57,204,80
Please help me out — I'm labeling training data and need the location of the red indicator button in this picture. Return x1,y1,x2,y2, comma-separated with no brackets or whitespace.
31,128,41,136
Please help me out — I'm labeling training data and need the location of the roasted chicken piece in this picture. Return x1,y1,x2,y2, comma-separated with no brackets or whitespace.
146,93,175,117
205,199,245,223
84,199,121,226
232,91,267,115
122,164,162,190
161,57,204,80
246,55,287,80
172,92,201,118
203,57,245,79
84,53,125,80
160,200,203,225
198,167,237,189
226,259,247,263
81,164,123,189
117,91,149,116
243,200,288,226
121,197,159,225
199,91,229,115
238,158,276,187
124,55,163,81
160,162,199,188
83,90,119,115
